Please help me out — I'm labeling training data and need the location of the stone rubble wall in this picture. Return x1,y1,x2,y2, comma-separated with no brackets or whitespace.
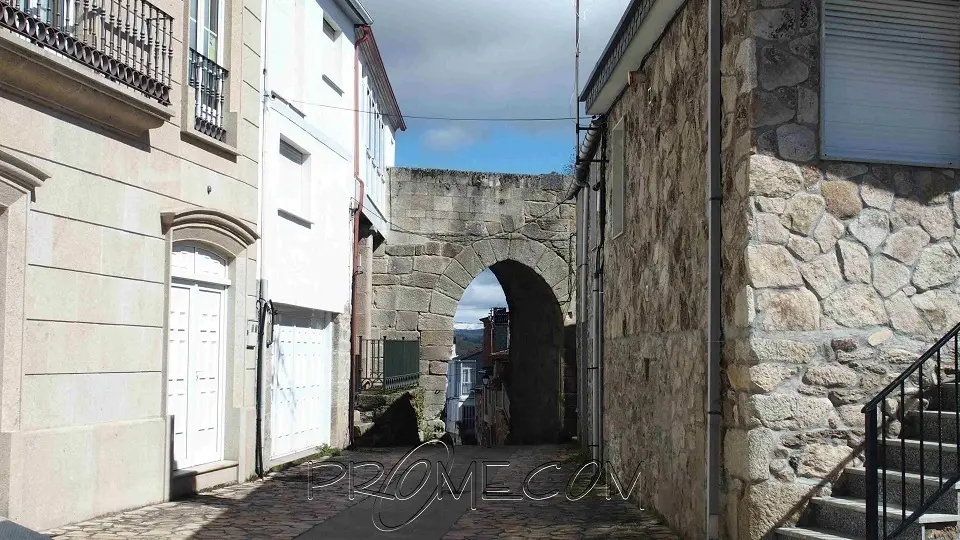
368,168,576,439
724,0,960,535
597,0,748,536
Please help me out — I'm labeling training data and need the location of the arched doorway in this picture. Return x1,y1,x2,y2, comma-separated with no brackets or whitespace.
168,243,231,469
488,259,564,444
446,259,565,445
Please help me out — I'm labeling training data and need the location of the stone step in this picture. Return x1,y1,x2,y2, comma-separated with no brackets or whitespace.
882,438,960,478
909,410,960,443
806,496,958,539
774,525,862,540
928,380,960,412
356,393,388,411
841,467,958,515
354,421,375,437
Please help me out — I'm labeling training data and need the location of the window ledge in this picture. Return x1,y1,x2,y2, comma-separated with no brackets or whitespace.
278,208,313,228
323,74,344,96
0,30,171,138
181,125,240,157
819,153,960,171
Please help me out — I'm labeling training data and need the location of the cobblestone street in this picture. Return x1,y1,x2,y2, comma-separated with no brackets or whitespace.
43,445,679,540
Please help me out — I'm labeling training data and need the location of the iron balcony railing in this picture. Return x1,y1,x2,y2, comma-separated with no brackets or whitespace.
0,0,173,104
188,48,227,142
356,337,420,392
862,320,960,539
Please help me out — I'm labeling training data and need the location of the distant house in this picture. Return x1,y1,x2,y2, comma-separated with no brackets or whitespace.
444,348,482,442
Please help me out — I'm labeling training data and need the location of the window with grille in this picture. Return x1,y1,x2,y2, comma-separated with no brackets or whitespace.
609,119,625,239
822,0,960,165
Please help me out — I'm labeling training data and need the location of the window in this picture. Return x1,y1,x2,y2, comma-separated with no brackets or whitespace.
822,0,960,165
323,18,337,40
323,17,342,83
460,365,474,396
190,0,223,62
278,139,310,220
609,119,625,238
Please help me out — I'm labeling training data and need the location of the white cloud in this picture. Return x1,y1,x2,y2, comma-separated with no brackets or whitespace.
455,269,507,327
422,125,480,151
363,0,632,146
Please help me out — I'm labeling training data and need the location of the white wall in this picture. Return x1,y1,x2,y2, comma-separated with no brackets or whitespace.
262,0,358,313
261,103,353,313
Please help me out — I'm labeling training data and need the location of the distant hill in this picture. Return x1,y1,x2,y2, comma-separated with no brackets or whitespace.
454,329,484,356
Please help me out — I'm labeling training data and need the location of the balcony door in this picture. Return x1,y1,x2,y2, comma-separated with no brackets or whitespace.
168,244,229,470
189,0,223,63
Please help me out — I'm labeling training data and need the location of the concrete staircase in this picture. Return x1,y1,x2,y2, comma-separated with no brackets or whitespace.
776,384,960,540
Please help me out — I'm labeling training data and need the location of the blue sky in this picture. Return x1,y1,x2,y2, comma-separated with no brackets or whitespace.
400,121,578,174
362,0,630,326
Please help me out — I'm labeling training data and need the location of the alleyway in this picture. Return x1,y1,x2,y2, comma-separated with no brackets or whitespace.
43,445,679,540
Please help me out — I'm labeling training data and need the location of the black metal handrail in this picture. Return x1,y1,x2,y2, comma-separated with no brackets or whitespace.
862,320,960,539
0,0,173,104
356,337,420,392
188,48,228,141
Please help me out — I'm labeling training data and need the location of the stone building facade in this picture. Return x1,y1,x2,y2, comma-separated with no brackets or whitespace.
726,0,960,535
576,0,960,537
367,167,576,443
0,0,262,531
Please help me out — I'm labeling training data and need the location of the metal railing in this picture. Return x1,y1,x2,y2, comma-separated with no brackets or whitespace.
188,48,227,141
862,320,960,539
356,337,420,392
0,0,173,104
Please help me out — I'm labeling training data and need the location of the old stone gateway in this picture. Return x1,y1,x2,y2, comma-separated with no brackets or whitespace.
360,167,577,445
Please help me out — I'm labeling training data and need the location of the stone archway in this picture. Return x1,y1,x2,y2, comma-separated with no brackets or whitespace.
363,168,577,444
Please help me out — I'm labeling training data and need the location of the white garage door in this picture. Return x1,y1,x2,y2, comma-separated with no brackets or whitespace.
270,312,333,457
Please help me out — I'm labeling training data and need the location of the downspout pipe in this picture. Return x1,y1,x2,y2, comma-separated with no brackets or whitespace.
348,24,373,448
706,0,723,534
564,117,605,202
254,0,269,480
593,130,607,465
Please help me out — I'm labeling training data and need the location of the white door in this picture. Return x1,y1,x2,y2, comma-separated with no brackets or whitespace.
271,313,333,457
167,245,229,470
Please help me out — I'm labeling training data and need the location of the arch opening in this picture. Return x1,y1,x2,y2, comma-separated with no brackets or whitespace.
448,259,566,446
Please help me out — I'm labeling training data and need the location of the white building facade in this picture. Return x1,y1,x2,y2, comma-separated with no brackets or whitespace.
259,0,403,463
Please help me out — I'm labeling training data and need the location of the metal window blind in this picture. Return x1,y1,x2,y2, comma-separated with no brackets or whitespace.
279,140,305,164
323,18,337,40
823,0,960,165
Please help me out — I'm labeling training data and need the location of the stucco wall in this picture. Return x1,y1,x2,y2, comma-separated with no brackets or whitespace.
260,100,352,313
0,0,262,530
726,0,960,535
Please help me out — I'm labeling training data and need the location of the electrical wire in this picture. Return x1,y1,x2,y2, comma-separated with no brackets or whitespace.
275,96,590,122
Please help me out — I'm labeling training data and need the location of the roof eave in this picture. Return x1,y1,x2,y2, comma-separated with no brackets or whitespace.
580,0,688,114
335,0,373,25
357,26,407,132
579,0,645,103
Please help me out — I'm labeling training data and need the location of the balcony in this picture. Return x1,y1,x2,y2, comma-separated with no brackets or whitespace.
0,0,173,104
187,48,227,142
